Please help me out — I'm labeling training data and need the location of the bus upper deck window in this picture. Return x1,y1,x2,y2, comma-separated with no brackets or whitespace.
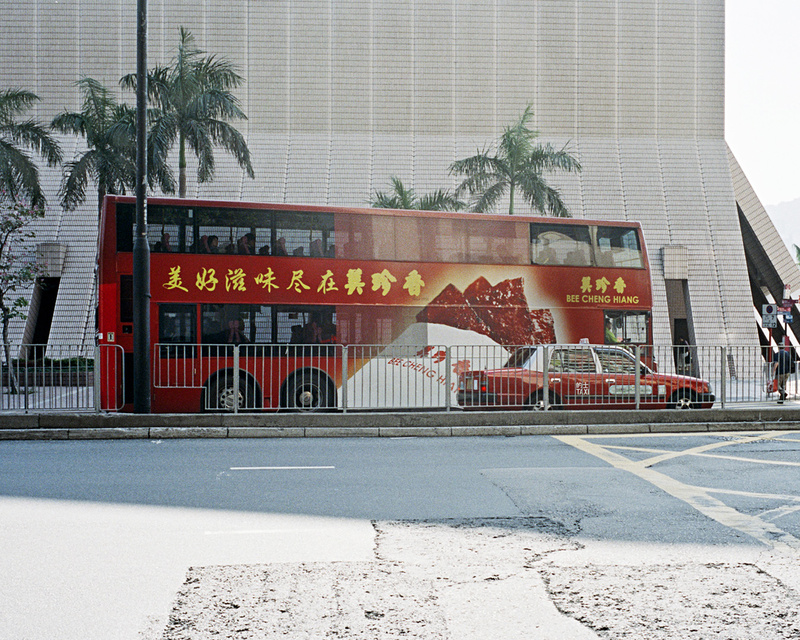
530,223,591,266
595,226,644,268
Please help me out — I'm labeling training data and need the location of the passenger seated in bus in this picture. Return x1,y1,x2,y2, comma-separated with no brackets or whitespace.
290,324,304,344
154,232,171,252
225,318,250,344
237,233,256,255
258,243,270,255
326,244,336,258
535,239,557,265
273,237,288,256
565,246,587,266
302,317,322,344
319,320,337,343
207,235,219,253
310,239,323,257
597,250,615,267
293,246,305,257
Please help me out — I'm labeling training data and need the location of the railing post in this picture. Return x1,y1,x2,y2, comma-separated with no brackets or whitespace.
233,345,239,414
543,345,549,411
635,344,641,410
720,346,726,409
94,345,101,413
342,345,348,413
23,358,28,413
445,347,452,412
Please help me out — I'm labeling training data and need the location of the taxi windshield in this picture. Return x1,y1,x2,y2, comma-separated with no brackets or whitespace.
505,347,535,368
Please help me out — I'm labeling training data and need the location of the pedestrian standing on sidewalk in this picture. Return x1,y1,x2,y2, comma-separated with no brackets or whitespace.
771,346,793,404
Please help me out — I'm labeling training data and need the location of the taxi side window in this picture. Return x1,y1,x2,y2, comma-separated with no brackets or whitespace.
551,349,595,373
597,350,637,374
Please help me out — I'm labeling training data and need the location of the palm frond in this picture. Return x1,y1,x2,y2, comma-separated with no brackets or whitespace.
58,152,96,211
470,181,507,213
418,189,464,212
450,104,580,215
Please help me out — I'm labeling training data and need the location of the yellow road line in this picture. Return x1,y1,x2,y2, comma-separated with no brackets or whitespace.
556,434,800,554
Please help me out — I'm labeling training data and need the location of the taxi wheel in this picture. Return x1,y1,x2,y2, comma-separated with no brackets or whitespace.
669,388,697,409
529,390,560,411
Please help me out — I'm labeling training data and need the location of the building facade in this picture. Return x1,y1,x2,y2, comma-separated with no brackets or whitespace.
1,0,796,353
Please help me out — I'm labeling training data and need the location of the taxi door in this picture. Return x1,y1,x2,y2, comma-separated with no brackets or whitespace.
548,346,604,408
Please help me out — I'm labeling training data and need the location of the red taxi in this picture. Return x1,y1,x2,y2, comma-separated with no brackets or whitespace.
458,344,715,410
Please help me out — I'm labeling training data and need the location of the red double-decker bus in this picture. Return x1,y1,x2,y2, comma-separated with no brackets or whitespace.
98,196,653,412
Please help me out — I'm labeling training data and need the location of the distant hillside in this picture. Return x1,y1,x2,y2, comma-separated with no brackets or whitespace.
766,197,800,254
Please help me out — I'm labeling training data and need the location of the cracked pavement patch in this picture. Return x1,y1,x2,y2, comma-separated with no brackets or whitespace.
541,561,800,639
154,518,800,639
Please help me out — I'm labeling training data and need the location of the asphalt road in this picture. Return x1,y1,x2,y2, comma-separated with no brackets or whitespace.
1,431,798,639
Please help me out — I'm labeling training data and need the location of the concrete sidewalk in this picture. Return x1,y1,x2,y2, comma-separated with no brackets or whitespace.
1,405,800,439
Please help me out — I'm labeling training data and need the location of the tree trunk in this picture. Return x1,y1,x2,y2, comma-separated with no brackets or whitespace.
97,186,107,219
179,133,187,198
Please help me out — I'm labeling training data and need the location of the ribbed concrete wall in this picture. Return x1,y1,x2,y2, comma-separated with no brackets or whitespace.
0,0,758,351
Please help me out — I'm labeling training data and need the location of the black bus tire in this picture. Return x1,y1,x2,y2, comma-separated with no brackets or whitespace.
283,371,335,411
204,371,258,412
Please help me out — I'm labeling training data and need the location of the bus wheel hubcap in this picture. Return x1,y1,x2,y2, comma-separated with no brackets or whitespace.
298,389,315,407
221,387,241,409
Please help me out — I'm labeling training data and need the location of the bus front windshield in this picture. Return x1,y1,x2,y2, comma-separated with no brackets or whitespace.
603,311,650,344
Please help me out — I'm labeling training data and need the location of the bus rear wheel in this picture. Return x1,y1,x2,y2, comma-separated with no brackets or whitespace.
205,372,258,412
284,371,335,411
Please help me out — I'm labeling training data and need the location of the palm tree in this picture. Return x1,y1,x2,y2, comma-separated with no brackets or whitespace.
51,78,138,212
53,78,176,213
371,176,464,211
0,89,62,206
449,105,581,216
122,27,254,198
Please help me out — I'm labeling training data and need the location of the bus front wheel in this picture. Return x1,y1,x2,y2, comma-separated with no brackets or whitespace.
284,371,335,411
205,372,257,412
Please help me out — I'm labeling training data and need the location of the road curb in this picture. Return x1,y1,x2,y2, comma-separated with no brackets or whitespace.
1,408,799,439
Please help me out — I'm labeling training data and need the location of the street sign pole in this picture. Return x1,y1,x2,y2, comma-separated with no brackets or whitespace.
132,0,150,413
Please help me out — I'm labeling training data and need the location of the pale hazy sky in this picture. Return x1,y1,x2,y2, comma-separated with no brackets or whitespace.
726,0,800,206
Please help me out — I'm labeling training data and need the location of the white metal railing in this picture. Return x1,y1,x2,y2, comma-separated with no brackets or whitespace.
0,343,124,413
0,342,796,413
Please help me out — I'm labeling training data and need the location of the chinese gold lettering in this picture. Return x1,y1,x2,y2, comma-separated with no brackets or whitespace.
371,269,397,296
195,267,218,292
403,270,425,297
254,268,278,292
287,270,311,293
164,266,188,292
345,268,365,295
226,268,247,292
317,269,339,294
